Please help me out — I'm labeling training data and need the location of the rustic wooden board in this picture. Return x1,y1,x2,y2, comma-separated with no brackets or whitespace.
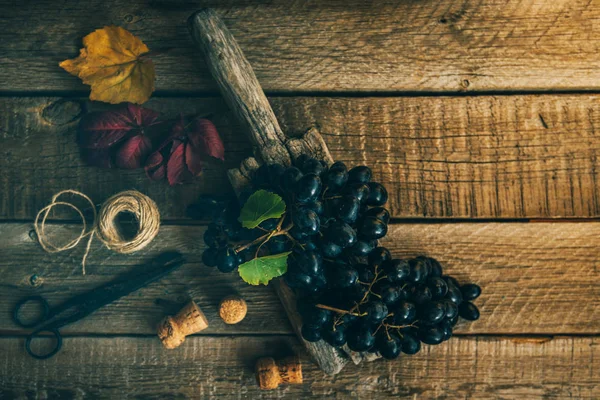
1,222,598,335
2,1,600,93
1,336,598,399
3,95,600,220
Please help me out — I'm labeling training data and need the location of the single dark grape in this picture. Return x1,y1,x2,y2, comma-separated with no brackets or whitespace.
394,301,417,324
288,249,322,276
400,333,421,355
280,166,303,193
448,314,459,326
419,301,446,325
380,285,402,306
324,161,348,188
427,277,448,299
325,220,357,248
285,271,313,289
301,324,322,342
346,325,375,352
460,284,482,301
216,247,239,273
442,299,458,320
358,217,388,240
458,301,480,321
357,264,375,283
306,200,324,216
296,173,322,203
334,196,361,224
293,207,320,236
408,257,429,283
321,241,343,258
446,283,464,305
439,320,453,341
203,226,223,248
428,257,443,277
368,247,392,267
364,301,388,325
313,271,327,290
351,240,377,257
419,326,444,345
383,259,410,282
364,207,390,225
443,275,460,288
376,334,401,360
344,183,371,204
367,182,388,206
301,157,327,176
304,307,332,326
323,326,347,347
201,247,218,267
409,284,433,304
329,267,359,288
348,165,372,184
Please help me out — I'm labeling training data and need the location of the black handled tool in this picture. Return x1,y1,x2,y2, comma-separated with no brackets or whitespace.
13,251,186,359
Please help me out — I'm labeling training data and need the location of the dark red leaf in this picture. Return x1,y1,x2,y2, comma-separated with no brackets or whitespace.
78,104,159,150
185,140,205,176
115,135,153,169
145,151,166,181
127,103,160,127
78,110,131,149
187,119,225,161
166,141,191,185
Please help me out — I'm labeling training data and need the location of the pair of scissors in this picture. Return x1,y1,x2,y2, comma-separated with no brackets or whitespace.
13,251,186,359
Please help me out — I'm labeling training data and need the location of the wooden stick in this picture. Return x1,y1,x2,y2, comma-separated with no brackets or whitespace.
188,8,347,375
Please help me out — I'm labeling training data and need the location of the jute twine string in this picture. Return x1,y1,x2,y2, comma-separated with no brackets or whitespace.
34,190,160,274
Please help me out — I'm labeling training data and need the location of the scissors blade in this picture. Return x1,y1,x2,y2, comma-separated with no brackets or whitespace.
40,251,186,329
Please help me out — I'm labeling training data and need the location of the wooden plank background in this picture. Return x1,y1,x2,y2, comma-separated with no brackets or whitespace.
3,95,600,220
1,0,599,398
2,0,600,93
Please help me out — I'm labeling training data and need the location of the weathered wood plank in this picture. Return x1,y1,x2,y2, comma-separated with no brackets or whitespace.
3,95,600,219
0,336,598,399
2,1,600,93
0,222,598,335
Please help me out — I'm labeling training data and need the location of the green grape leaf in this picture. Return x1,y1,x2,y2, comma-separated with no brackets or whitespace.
238,189,286,229
238,251,291,285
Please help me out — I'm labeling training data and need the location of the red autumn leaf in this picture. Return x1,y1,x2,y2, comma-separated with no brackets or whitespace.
115,134,153,169
144,117,224,185
77,103,160,168
145,150,166,181
167,140,192,185
187,119,225,161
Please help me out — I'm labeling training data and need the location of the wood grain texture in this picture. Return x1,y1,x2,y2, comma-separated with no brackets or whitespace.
3,95,600,220
0,336,598,399
2,0,600,93
0,222,598,335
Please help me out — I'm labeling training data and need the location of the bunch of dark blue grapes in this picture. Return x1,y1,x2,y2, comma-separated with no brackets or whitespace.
195,155,481,360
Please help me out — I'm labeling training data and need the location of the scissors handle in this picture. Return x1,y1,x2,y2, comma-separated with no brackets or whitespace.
13,296,50,328
25,328,62,360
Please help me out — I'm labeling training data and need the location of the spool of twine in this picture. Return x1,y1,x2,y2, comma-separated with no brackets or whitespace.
34,190,161,274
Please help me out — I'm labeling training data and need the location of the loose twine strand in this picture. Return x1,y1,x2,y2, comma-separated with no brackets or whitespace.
34,190,160,274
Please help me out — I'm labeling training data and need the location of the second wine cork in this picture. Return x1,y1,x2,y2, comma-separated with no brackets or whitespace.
157,300,208,349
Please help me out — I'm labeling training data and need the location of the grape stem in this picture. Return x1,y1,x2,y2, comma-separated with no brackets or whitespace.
234,217,292,254
315,304,367,317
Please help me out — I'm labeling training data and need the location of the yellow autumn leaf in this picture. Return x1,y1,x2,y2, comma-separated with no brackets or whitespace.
60,26,155,104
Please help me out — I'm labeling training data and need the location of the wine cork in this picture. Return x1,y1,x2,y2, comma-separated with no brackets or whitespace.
157,300,208,349
255,356,302,390
219,295,247,324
